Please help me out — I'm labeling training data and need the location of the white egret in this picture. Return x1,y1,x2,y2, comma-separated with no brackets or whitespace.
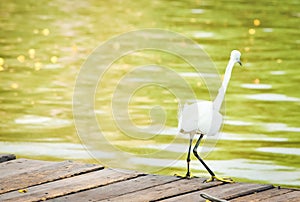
178,50,242,183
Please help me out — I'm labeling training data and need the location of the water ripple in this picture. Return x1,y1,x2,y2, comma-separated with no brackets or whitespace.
257,147,300,156
15,115,71,128
246,93,300,102
241,83,272,89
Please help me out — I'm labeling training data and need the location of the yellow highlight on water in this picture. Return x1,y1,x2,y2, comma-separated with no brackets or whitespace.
253,19,261,26
0,58,4,71
28,49,35,59
17,55,25,63
248,28,256,35
0,58,4,66
11,83,19,89
50,56,58,64
34,62,42,70
42,28,50,36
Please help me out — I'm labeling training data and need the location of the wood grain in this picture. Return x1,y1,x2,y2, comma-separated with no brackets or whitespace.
0,157,299,202
0,168,141,202
50,174,180,201
0,160,103,194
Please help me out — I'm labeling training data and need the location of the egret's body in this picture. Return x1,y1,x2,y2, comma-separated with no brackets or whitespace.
179,101,222,136
178,50,242,183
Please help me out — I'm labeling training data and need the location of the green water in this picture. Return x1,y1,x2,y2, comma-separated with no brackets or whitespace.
0,0,300,187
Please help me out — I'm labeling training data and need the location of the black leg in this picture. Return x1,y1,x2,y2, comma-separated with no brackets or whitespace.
185,137,193,178
193,134,216,177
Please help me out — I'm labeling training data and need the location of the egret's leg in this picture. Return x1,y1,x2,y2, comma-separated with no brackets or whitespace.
185,137,193,178
193,134,215,176
174,136,193,179
193,134,234,183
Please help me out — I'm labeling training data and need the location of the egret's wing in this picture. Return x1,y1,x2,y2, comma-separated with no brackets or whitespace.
208,111,223,136
194,101,213,135
180,103,199,132
180,101,216,134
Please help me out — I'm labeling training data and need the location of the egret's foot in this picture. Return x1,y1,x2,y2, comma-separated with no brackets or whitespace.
204,175,234,183
174,172,192,179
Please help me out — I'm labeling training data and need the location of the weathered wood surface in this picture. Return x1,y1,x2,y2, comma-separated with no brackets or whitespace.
0,156,299,202
231,187,295,202
0,160,103,195
51,174,180,202
161,182,273,202
1,169,141,202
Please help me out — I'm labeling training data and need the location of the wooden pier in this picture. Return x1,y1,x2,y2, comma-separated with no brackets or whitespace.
0,154,299,202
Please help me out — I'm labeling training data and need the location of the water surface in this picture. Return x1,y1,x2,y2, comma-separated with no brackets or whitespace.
0,0,299,187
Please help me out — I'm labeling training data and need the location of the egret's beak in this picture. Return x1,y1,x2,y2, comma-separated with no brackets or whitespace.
238,61,242,66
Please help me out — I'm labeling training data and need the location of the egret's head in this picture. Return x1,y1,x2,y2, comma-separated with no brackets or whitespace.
230,50,242,66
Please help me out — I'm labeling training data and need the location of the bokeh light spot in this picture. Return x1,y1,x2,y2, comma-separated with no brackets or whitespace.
42,28,50,36
253,19,261,26
50,56,58,64
248,28,256,35
17,55,25,63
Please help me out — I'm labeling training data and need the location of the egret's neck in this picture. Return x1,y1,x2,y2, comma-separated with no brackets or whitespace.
213,59,235,111
222,59,235,91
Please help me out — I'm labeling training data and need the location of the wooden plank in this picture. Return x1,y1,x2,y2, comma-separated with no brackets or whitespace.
50,174,180,201
0,160,103,194
231,187,293,202
261,190,300,202
99,177,223,202
0,154,16,163
0,168,142,202
160,182,273,202
1,157,299,202
0,159,54,178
